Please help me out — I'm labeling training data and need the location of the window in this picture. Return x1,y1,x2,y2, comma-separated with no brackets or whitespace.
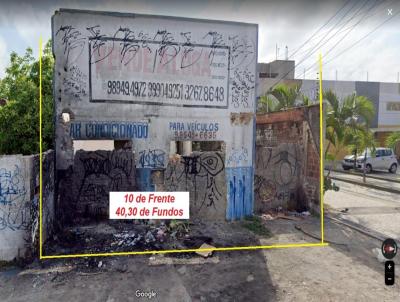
72,140,115,153
170,141,224,155
386,102,400,111
385,149,392,156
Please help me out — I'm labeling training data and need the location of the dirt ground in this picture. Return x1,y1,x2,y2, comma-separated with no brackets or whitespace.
261,217,400,301
1,214,399,301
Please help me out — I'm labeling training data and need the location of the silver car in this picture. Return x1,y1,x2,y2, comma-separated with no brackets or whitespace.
356,148,398,173
342,155,355,170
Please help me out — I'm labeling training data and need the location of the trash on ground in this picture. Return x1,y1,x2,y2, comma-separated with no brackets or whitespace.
195,243,215,258
148,254,220,266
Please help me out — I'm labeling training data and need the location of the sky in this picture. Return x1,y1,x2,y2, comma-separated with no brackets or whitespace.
0,0,399,82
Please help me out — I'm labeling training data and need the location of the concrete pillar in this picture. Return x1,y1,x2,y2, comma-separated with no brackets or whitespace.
182,141,192,156
169,141,177,155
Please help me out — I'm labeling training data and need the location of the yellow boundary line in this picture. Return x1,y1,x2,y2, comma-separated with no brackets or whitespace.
42,243,329,259
39,37,43,259
38,38,327,259
319,53,324,243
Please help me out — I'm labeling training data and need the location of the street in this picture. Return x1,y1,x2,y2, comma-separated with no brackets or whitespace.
325,179,400,240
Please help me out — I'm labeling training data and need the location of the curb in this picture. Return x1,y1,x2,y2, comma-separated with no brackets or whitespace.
325,168,400,184
329,176,400,194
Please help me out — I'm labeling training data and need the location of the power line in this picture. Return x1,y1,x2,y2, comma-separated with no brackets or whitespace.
288,0,352,59
265,0,352,73
303,8,400,79
294,0,391,60
301,0,381,76
269,0,372,88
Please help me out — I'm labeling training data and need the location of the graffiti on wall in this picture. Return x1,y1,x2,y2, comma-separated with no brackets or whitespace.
138,149,165,168
55,20,256,110
255,145,301,208
63,65,87,102
0,166,29,231
73,150,136,217
165,152,225,215
227,147,249,166
0,166,26,206
226,167,253,219
31,152,55,245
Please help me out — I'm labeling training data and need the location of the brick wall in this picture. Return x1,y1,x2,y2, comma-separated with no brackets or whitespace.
255,105,321,214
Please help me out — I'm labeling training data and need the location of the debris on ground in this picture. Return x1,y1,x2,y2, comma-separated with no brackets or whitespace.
18,265,75,276
261,214,275,221
195,243,215,258
260,210,312,222
246,274,255,282
148,254,220,265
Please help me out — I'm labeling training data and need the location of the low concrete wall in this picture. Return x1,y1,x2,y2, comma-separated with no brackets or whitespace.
0,151,54,261
255,105,321,213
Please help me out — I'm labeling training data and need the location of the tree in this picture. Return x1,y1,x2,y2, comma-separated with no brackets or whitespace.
257,83,312,113
324,90,375,180
0,40,53,155
348,128,376,183
386,131,400,150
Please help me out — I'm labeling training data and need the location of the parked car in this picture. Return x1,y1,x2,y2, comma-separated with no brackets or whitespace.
355,148,398,173
342,155,355,170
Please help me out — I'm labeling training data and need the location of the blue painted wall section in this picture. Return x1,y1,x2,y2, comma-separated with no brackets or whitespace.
136,168,155,191
226,167,254,220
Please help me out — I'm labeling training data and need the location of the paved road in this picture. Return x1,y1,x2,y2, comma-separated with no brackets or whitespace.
325,179,400,240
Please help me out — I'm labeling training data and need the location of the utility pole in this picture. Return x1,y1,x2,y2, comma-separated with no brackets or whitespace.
335,70,338,81
275,44,278,60
367,71,369,82
303,68,305,80
397,72,399,83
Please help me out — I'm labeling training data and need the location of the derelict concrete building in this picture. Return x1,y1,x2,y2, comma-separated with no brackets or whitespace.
52,9,258,221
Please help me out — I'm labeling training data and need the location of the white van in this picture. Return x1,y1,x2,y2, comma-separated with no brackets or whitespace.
356,148,398,173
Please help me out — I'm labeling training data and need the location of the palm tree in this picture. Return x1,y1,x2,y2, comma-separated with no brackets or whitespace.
324,90,375,179
258,83,312,113
386,131,400,150
348,128,376,182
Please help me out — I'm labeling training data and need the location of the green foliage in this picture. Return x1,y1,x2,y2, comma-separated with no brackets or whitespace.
347,128,376,158
0,40,53,155
385,131,400,150
257,83,313,113
324,89,375,162
242,215,272,237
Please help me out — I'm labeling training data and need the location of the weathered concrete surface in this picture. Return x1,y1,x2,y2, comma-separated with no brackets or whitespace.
0,155,30,261
0,151,55,261
52,9,258,220
255,105,321,213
